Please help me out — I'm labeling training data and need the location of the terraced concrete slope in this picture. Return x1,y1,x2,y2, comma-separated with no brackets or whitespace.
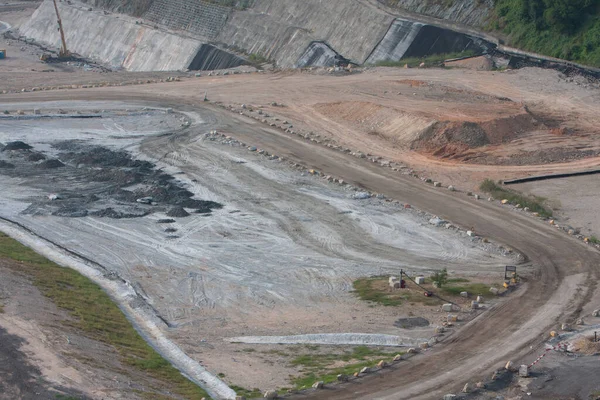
19,0,494,71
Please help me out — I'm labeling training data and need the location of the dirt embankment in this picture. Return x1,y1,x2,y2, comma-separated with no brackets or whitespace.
412,111,540,161
0,259,161,400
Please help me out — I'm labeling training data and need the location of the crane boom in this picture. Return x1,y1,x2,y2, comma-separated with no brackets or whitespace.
52,0,69,58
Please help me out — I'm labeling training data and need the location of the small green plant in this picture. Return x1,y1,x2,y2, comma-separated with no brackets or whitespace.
247,53,269,66
230,385,262,398
431,268,448,288
589,236,600,244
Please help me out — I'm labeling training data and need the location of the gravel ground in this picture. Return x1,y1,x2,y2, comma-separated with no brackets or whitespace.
0,100,516,391
512,174,600,239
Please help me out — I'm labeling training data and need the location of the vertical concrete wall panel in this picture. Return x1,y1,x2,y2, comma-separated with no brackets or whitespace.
366,19,424,64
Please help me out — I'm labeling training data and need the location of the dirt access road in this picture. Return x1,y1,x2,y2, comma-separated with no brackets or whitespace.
4,85,598,399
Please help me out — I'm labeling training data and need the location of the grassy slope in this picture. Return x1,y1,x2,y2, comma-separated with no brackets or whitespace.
489,0,600,67
479,179,553,218
290,346,401,390
0,232,209,400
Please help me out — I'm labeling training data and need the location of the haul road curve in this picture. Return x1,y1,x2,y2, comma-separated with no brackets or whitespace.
2,88,599,400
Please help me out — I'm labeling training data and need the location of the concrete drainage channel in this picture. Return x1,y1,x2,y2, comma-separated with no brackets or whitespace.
224,333,427,347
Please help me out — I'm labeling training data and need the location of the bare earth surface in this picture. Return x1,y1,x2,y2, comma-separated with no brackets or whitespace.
0,260,171,400
0,100,515,392
2,3,600,399
1,85,599,399
512,175,600,239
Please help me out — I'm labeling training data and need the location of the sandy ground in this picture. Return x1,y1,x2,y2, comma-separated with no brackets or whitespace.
512,175,600,239
3,2,600,191
0,259,175,400
0,4,599,399
0,101,516,391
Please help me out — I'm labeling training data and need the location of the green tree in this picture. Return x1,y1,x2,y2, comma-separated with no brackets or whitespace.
542,0,595,33
431,268,448,288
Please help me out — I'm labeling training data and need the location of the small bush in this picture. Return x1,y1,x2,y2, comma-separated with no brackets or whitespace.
431,268,448,288
248,53,269,66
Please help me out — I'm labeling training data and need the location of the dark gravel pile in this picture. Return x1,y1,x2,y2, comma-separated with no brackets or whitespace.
28,153,46,162
91,207,150,219
0,139,224,219
394,317,430,329
37,159,65,169
166,206,190,218
2,141,32,151
0,161,15,169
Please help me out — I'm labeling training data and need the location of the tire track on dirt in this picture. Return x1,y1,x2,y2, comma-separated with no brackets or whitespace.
3,91,598,399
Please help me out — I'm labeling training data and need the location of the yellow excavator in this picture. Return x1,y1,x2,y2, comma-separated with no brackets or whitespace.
41,0,70,61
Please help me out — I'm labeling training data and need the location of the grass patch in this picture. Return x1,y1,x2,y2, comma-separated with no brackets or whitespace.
292,360,375,388
447,278,470,283
441,283,491,297
247,53,269,67
230,386,262,398
352,276,441,307
589,236,600,244
0,232,209,399
290,346,400,389
352,276,402,306
480,179,553,218
373,50,478,68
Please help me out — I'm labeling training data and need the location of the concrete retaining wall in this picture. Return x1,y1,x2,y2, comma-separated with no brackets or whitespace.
377,0,494,28
80,0,153,17
143,0,231,39
367,18,494,64
217,0,394,67
19,0,499,71
366,19,424,64
295,41,341,68
19,0,202,71
188,44,246,70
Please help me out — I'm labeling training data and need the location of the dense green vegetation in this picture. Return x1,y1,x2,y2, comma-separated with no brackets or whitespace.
490,0,600,66
0,232,209,399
